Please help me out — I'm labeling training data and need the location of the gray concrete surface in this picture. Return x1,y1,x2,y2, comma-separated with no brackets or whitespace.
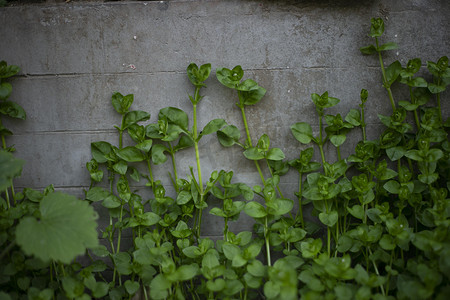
1,0,449,237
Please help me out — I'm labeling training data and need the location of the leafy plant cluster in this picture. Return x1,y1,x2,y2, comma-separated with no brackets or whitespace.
1,17,450,300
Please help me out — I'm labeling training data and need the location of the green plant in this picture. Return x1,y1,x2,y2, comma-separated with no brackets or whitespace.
2,16,450,300
82,17,450,300
0,61,99,300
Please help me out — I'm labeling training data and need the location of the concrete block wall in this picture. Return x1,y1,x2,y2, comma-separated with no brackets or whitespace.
1,0,449,238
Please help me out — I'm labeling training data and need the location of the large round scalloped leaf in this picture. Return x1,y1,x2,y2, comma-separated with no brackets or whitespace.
16,192,99,264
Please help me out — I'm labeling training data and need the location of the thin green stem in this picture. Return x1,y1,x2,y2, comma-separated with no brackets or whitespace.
0,240,15,261
376,37,396,111
361,104,367,141
146,159,155,192
318,114,327,169
168,143,179,192
368,247,386,296
240,102,265,184
437,92,442,123
410,88,421,130
296,172,305,228
264,217,271,266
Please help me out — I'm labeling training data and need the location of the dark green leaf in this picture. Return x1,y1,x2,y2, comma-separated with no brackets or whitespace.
123,110,150,129
0,61,20,78
159,107,189,131
86,187,109,202
217,125,241,147
360,45,377,55
216,66,243,89
117,146,145,162
199,119,226,138
243,147,265,161
0,150,24,190
0,82,12,100
0,101,26,120
151,144,169,164
111,92,133,115
244,201,267,218
378,42,398,51
91,141,113,164
187,63,211,87
291,122,313,144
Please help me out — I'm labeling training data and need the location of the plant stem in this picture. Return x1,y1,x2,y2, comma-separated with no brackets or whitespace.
376,37,396,111
169,143,179,192
409,86,421,130
239,100,265,184
296,172,305,228
192,88,205,238
0,240,15,261
361,103,367,141
264,216,271,266
318,114,327,169
146,159,155,191
368,247,386,296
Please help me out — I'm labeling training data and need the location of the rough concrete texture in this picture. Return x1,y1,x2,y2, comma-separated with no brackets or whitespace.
1,0,449,237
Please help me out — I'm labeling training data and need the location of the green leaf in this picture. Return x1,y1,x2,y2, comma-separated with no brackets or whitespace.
187,63,211,87
319,211,338,227
266,148,285,161
264,280,281,299
330,135,346,147
347,205,364,220
151,144,169,165
243,147,265,160
199,119,226,138
244,201,267,218
291,122,313,144
217,125,241,147
384,180,400,194
247,259,266,277
378,42,398,51
385,61,402,87
16,192,98,264
102,194,121,208
369,17,384,37
386,146,406,161
0,82,12,100
207,278,226,292
216,66,244,89
113,160,128,175
111,92,133,115
86,187,109,202
404,149,423,161
174,135,194,151
124,280,140,295
360,45,377,55
240,84,266,106
0,150,24,191
407,77,428,88
176,190,192,205
428,83,446,94
117,146,145,162
379,234,396,250
0,61,20,78
345,109,361,126
159,107,189,131
150,274,170,299
123,110,150,129
0,101,26,120
91,141,113,164
136,139,153,153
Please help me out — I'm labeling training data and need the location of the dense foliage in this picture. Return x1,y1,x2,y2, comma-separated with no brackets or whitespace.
1,18,449,300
